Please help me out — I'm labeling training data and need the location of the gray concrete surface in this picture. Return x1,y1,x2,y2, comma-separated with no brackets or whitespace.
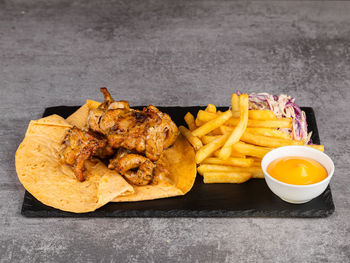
1,0,350,262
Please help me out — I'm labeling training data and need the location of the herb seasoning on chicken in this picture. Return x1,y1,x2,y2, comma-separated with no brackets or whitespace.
60,88,179,185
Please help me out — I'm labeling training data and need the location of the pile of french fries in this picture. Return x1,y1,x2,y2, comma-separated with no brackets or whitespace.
180,93,324,184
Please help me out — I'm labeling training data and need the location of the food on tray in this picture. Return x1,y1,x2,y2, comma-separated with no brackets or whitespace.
61,88,180,184
15,88,196,213
201,157,253,167
248,110,276,120
197,164,264,178
267,156,328,185
205,104,217,113
245,128,291,140
15,115,134,213
248,93,310,142
195,133,230,164
232,141,272,158
59,126,110,182
240,132,303,148
191,110,232,137
182,92,324,184
184,112,197,131
178,126,203,151
218,94,249,160
231,93,240,118
203,172,251,184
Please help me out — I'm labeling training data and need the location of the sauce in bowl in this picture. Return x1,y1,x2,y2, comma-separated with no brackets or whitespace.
267,156,327,185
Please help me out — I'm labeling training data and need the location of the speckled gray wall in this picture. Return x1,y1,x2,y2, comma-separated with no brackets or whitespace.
1,1,350,262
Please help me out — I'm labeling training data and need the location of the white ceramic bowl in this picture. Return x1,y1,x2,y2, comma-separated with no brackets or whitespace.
261,146,335,204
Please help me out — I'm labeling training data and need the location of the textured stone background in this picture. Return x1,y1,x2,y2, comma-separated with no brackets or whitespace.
1,0,350,262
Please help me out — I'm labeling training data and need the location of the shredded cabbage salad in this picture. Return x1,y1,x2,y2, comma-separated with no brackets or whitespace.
247,93,312,144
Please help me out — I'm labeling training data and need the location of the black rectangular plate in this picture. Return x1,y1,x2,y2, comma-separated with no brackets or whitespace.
21,106,335,217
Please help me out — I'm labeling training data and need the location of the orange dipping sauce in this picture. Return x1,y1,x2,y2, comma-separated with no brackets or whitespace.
267,156,328,185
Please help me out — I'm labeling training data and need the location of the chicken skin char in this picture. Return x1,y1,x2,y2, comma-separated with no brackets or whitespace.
108,149,155,186
59,88,179,185
59,127,108,182
88,88,179,161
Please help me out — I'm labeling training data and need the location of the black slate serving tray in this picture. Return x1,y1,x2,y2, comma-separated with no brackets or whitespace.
21,106,335,217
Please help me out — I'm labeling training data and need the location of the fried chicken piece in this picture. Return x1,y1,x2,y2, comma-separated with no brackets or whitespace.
108,150,155,186
99,108,163,160
146,105,179,148
94,143,115,159
88,88,179,161
59,127,108,182
108,148,133,168
87,88,130,134
60,88,178,183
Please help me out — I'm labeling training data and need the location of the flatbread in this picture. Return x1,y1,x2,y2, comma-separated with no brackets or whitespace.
66,100,101,129
15,115,134,213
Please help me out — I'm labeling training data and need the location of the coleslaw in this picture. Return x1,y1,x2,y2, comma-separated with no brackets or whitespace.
247,93,312,144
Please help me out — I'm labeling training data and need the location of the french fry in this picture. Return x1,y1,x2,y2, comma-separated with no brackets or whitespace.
250,158,262,167
222,126,291,140
238,166,264,178
203,172,251,184
202,157,253,167
247,119,292,128
195,134,230,164
225,118,240,126
198,164,264,179
240,132,303,148
179,126,203,151
231,93,240,118
307,145,325,152
196,110,226,125
201,135,221,145
192,110,232,138
195,119,207,127
198,164,251,173
219,94,249,160
184,112,197,131
219,125,233,134
208,128,224,135
249,157,262,161
249,167,264,178
195,110,217,123
248,110,276,120
246,128,291,140
198,164,243,174
205,104,217,113
232,141,272,158
213,150,246,159
226,118,291,128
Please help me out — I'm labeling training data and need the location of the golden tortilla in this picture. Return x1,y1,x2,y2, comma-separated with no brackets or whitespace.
15,115,134,213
